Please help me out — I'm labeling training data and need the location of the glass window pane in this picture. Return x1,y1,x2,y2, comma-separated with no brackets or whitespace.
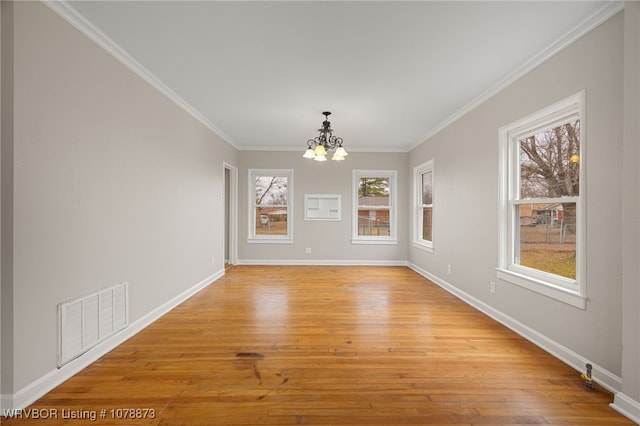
255,176,288,206
516,202,576,279
422,207,432,241
519,120,580,199
255,207,288,236
357,208,390,236
422,171,433,205
358,177,389,206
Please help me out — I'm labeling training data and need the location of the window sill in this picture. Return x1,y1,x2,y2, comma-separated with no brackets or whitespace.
247,238,294,244
351,238,398,245
496,268,586,309
412,241,434,253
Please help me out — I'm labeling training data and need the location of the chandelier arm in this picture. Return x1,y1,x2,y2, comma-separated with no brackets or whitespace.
324,136,342,149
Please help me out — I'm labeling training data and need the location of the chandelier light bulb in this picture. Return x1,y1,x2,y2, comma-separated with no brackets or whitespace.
313,144,327,157
334,146,348,157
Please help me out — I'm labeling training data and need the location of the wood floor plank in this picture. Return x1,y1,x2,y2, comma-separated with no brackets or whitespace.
1,266,634,425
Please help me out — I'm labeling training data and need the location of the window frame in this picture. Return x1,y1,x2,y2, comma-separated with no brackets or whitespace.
352,170,398,245
497,91,586,309
413,159,434,253
247,169,294,244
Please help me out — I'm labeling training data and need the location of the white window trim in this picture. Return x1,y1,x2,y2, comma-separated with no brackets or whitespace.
352,170,398,245
413,159,434,253
497,91,586,309
247,169,294,244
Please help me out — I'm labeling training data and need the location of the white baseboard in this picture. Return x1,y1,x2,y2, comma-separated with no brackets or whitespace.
238,258,408,266
407,262,623,394
4,263,637,424
2,269,225,412
611,393,640,425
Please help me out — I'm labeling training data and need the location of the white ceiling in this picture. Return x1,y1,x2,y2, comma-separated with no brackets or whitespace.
59,1,621,152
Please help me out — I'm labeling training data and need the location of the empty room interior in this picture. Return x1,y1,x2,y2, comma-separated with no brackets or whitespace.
1,0,639,424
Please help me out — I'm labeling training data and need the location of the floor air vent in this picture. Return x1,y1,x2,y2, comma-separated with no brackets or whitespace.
57,282,129,367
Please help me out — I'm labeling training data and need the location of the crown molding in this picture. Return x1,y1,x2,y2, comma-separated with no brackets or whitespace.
236,145,409,153
409,0,625,151
42,0,240,150
42,0,623,155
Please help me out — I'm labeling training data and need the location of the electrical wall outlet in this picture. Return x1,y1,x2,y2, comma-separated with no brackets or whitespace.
447,264,452,274
490,281,496,294
305,247,312,254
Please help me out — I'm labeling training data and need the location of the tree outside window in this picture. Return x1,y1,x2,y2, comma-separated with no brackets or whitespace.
518,120,579,279
498,91,585,308
352,170,397,244
249,169,293,242
357,177,390,236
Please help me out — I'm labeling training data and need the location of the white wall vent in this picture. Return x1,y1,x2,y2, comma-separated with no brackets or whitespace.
57,282,129,367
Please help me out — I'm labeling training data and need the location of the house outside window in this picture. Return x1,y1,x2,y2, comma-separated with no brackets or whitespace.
413,160,434,252
248,169,293,243
352,170,397,244
497,91,585,308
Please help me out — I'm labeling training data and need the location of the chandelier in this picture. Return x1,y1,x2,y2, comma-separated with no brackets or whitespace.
303,111,348,161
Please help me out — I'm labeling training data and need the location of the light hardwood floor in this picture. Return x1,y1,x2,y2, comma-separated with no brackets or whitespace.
2,266,634,425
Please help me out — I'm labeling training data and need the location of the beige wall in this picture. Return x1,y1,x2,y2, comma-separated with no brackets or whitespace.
4,1,237,393
1,0,637,420
621,0,640,406
410,10,626,382
238,151,409,264
1,0,14,398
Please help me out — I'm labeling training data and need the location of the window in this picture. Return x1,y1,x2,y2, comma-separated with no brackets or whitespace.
248,169,293,243
498,91,585,308
413,160,434,252
352,170,397,244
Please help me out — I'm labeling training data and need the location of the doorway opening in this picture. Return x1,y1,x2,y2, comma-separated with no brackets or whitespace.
223,162,238,267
